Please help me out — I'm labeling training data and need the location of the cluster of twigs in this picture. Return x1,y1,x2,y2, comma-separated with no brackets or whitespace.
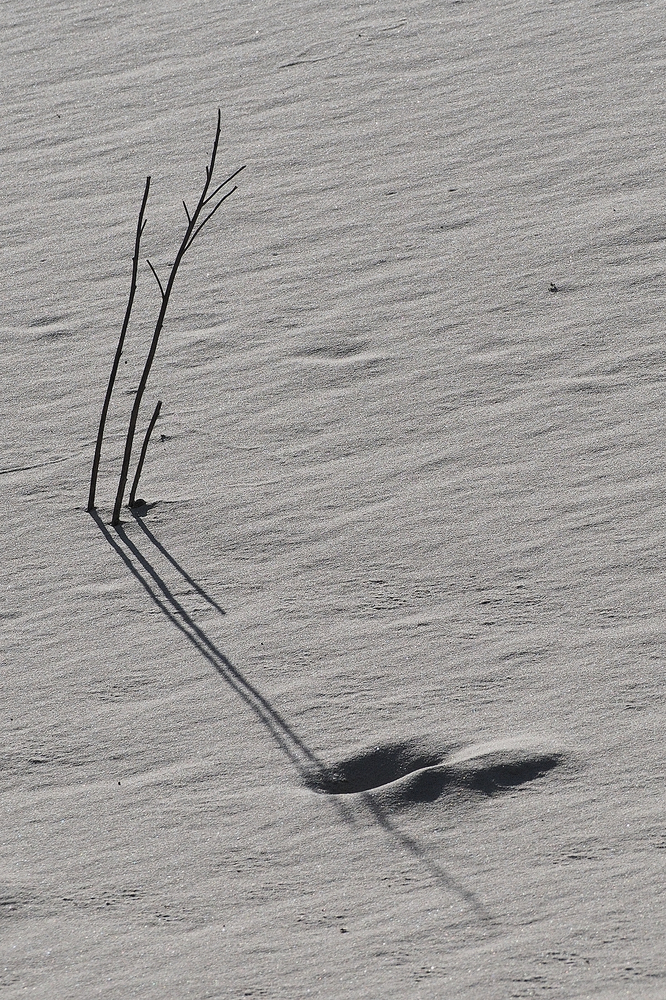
88,110,244,525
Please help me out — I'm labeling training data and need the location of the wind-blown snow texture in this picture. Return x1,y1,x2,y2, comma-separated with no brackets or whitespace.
2,1,665,997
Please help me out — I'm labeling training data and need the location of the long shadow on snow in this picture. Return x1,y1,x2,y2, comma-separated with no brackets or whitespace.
92,510,319,778
92,510,491,922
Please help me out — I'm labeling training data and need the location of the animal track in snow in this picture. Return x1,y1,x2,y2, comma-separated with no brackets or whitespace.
304,738,563,809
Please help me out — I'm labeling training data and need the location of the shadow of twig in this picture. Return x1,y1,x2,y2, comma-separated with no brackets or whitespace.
92,511,319,778
132,511,226,615
363,794,494,925
92,511,489,920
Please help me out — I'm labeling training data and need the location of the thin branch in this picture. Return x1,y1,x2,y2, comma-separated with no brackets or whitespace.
205,108,222,183
87,175,151,513
202,164,247,207
182,200,191,223
128,399,162,507
146,259,165,299
111,109,242,525
184,185,237,252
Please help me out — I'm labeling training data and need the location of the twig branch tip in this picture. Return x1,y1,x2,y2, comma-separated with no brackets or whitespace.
147,260,165,300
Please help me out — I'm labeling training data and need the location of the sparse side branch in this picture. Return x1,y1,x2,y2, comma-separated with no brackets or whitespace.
147,259,165,299
87,175,151,513
128,399,162,507
184,184,238,252
202,164,247,208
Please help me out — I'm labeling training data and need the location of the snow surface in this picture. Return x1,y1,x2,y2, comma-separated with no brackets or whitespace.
2,0,666,997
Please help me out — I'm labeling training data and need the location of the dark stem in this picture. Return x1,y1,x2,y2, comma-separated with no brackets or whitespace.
202,165,247,207
87,175,150,513
146,259,165,299
128,399,162,507
111,109,242,525
184,184,238,251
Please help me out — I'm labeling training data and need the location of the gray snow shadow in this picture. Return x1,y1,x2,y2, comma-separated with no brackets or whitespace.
91,511,324,781
131,513,225,616
91,512,546,922
305,740,563,811
304,739,447,794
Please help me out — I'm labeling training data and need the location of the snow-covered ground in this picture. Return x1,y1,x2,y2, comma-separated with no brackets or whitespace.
2,1,665,996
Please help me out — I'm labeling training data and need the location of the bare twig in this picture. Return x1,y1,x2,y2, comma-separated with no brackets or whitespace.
87,175,151,513
146,259,165,299
184,185,238,251
111,110,244,525
128,399,162,507
202,165,247,207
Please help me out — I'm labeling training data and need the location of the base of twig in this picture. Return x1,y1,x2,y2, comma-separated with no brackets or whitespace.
128,498,147,508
